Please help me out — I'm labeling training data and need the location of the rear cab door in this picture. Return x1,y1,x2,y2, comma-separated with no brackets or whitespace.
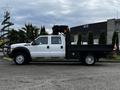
49,35,65,57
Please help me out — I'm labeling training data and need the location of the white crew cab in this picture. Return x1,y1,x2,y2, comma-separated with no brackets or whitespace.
30,34,65,58
9,34,66,65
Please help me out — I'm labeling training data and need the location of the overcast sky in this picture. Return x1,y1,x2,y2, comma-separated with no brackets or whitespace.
0,0,120,33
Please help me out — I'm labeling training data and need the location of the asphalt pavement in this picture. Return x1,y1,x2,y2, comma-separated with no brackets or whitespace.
0,58,120,90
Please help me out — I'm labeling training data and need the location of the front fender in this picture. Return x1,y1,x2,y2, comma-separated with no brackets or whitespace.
10,47,31,59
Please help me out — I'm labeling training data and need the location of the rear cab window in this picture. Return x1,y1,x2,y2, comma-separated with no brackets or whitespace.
51,37,62,44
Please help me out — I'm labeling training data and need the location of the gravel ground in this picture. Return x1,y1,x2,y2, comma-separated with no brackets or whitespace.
0,59,120,90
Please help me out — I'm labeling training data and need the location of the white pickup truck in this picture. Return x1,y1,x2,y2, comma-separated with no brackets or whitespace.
8,34,66,64
7,31,114,65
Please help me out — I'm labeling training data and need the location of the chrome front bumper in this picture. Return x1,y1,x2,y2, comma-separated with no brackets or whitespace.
3,45,11,56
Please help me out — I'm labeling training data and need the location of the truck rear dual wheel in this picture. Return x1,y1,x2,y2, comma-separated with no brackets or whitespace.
14,52,30,65
84,55,96,65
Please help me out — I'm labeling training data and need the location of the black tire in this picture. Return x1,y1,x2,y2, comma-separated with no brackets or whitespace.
84,54,96,65
14,52,29,65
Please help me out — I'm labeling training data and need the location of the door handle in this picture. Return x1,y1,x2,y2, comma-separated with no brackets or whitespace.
61,46,63,49
47,46,49,49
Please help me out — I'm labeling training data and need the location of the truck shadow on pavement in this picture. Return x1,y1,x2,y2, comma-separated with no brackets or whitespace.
26,61,106,67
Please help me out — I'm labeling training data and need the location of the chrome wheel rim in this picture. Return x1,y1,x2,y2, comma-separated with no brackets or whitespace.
16,55,24,64
85,56,94,65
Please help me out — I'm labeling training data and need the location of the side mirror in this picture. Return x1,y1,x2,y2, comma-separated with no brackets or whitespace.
31,40,37,45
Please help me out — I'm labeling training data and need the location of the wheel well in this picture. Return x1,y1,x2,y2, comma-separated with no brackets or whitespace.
81,52,97,59
12,47,31,59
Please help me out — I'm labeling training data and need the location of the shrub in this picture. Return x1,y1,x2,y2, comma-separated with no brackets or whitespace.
99,32,107,45
77,33,82,45
112,31,119,52
88,32,93,45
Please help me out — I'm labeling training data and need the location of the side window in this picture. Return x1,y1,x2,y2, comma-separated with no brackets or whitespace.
51,37,61,44
35,37,48,45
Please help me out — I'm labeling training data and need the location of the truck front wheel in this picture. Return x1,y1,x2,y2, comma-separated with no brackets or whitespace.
84,55,96,65
14,52,28,65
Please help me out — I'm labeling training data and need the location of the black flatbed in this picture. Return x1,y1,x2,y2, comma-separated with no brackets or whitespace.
68,44,113,52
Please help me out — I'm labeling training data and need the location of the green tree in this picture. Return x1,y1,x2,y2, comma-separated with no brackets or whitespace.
40,26,48,35
8,29,26,44
18,30,26,43
77,33,82,45
88,32,93,45
0,11,14,47
7,24,49,44
21,24,40,42
112,31,119,51
112,31,119,45
7,29,19,44
116,32,119,51
99,32,107,45
1,11,14,36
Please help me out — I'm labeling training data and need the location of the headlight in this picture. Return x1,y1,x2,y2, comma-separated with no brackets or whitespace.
3,45,11,55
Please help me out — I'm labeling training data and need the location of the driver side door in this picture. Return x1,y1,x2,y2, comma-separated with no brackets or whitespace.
28,36,50,57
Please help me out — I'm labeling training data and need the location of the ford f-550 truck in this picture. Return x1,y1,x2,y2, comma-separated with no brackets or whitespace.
7,26,114,65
